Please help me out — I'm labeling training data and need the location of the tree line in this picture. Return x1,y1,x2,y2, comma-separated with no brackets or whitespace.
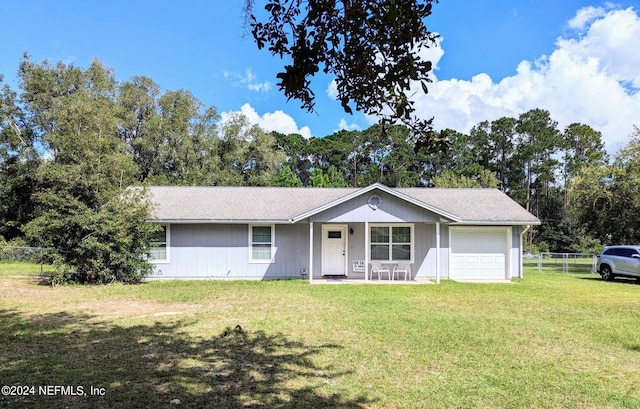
1,56,637,282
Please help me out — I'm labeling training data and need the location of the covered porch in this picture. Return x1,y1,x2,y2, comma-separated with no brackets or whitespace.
288,186,455,284
306,221,447,284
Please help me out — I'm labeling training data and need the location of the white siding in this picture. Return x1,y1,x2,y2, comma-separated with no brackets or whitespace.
150,224,309,280
414,223,450,279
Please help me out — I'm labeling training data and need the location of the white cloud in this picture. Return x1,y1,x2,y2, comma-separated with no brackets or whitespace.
416,37,446,79
325,38,445,99
247,82,271,92
223,68,271,93
326,79,338,99
334,118,360,133
221,103,313,139
403,6,640,153
567,6,607,30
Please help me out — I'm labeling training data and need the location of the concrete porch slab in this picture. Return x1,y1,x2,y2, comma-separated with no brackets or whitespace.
311,278,434,285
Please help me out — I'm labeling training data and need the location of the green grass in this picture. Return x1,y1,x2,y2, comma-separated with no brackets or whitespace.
0,261,54,278
1,263,639,408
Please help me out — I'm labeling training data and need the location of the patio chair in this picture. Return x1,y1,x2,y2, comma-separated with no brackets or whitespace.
369,261,390,281
393,261,412,281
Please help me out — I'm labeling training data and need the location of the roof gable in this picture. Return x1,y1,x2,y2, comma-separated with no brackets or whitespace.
290,183,460,222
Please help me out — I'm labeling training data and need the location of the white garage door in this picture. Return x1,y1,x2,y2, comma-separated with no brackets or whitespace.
450,227,510,280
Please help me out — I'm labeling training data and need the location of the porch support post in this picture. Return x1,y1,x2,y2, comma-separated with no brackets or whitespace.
309,222,314,284
364,221,369,283
435,221,441,284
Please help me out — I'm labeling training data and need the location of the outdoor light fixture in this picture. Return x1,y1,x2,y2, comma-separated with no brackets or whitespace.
349,227,354,235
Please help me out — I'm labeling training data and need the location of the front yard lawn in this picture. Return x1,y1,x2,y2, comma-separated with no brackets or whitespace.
0,264,638,408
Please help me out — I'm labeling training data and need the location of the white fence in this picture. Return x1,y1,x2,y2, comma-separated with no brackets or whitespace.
524,252,597,274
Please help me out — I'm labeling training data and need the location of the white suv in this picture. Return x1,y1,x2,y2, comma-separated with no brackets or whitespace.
596,245,640,281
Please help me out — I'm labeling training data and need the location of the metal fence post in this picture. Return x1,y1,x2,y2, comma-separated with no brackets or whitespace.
538,253,542,273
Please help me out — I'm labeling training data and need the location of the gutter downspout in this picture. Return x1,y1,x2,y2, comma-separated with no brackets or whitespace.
520,225,532,279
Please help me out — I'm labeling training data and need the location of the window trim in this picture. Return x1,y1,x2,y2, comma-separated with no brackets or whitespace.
370,223,414,262
150,224,170,264
249,224,276,264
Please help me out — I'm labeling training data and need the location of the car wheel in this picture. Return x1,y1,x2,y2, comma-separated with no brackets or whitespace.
600,265,614,281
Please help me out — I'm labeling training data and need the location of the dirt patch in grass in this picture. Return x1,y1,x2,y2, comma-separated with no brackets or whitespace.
0,277,54,298
73,299,202,321
0,278,202,325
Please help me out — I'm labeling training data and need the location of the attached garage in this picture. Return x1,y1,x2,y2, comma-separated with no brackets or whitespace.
449,226,511,280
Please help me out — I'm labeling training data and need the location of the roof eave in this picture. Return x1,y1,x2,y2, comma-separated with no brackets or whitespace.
451,220,541,226
147,219,291,224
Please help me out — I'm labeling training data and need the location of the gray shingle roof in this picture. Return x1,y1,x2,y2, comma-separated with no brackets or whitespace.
147,184,539,224
396,188,539,224
147,186,357,222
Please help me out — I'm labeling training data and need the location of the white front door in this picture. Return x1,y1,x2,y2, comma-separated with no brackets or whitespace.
322,225,348,276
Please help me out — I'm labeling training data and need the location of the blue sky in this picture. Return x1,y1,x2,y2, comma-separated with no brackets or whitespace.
1,1,639,151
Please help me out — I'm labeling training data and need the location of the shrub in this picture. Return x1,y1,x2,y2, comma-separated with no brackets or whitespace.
24,188,156,284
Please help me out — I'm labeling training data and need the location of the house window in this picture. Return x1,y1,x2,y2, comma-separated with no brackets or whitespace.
150,225,170,263
370,224,413,261
249,224,275,263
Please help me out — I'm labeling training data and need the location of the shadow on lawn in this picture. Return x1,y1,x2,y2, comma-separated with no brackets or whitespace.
0,309,371,409
579,276,640,285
